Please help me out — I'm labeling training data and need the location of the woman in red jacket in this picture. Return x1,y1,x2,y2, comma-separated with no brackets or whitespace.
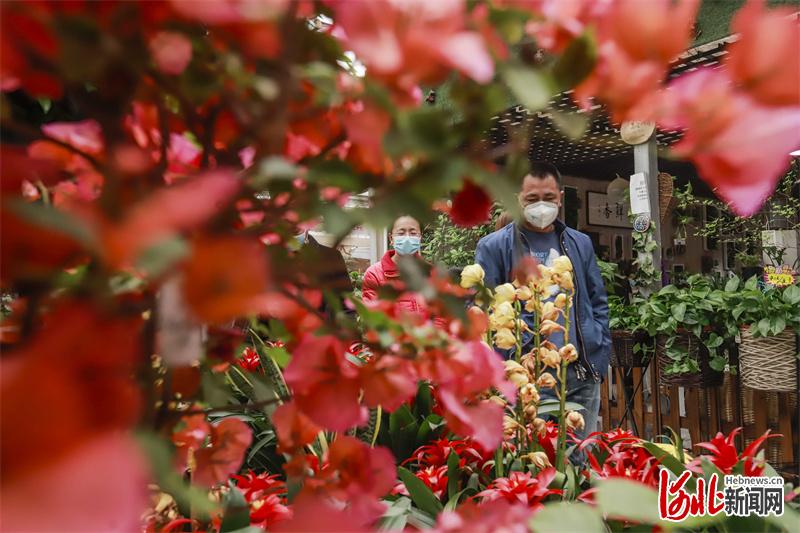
362,215,428,317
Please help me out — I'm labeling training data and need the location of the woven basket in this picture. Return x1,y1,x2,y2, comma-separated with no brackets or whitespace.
611,330,652,367
738,327,797,392
658,172,675,221
656,332,724,388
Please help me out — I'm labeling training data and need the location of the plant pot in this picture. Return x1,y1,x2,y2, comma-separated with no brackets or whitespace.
738,327,797,392
656,332,724,388
610,330,652,368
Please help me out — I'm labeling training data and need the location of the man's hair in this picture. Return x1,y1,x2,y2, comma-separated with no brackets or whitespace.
526,160,562,186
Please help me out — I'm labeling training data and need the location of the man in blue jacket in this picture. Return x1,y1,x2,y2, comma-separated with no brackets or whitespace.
475,161,611,442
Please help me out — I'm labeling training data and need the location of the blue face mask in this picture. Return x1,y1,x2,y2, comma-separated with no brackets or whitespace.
393,235,421,256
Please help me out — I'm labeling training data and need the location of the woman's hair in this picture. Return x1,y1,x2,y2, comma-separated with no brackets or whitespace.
495,211,514,231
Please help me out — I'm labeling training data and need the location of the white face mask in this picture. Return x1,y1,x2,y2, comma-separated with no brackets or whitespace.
523,201,559,229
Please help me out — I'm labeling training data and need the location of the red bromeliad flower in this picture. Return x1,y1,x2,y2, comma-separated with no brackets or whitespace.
237,346,261,372
477,469,561,509
690,427,778,477
392,465,449,499
231,471,292,528
404,438,493,475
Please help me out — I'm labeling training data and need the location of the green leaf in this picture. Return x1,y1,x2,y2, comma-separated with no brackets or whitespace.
389,406,420,461
771,316,786,335
414,382,433,418
671,302,687,322
536,400,584,415
265,346,290,368
783,285,800,305
6,199,95,249
398,466,443,517
446,452,460,501
745,276,759,291
220,485,250,532
709,355,726,371
757,317,770,337
639,441,694,491
550,110,589,141
725,276,741,292
379,497,411,531
503,65,556,112
595,479,661,525
529,502,604,533
551,31,596,90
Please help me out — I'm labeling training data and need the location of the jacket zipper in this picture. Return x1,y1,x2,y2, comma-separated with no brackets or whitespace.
560,234,600,383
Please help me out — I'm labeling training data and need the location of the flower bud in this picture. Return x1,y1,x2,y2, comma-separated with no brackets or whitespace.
557,271,574,291
566,410,585,431
538,348,561,369
524,298,538,313
494,283,516,304
515,285,533,301
559,343,579,364
554,293,568,309
460,264,485,289
552,255,573,274
537,264,554,282
521,353,537,374
503,415,521,438
524,403,538,419
532,417,547,437
494,327,517,350
536,372,557,389
490,301,516,330
541,301,559,321
519,383,539,405
504,360,531,388
525,451,552,470
488,395,507,407
539,319,565,337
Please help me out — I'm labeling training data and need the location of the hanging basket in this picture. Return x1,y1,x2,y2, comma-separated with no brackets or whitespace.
738,327,797,392
610,330,652,367
656,332,724,388
658,172,674,222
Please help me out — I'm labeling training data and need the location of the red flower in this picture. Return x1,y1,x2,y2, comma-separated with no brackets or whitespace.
193,418,253,487
359,355,418,412
237,346,261,372
450,181,492,228
231,471,292,528
405,437,492,474
149,32,193,75
181,236,272,324
579,428,659,488
477,469,561,509
272,401,321,453
282,334,367,431
690,427,778,477
393,465,449,499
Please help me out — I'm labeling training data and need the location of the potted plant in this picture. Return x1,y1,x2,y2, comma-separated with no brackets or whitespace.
639,275,736,387
608,295,653,368
728,276,800,392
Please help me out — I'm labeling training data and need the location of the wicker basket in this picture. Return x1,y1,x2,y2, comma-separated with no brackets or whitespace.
611,330,652,367
738,327,797,392
656,332,724,388
658,172,675,222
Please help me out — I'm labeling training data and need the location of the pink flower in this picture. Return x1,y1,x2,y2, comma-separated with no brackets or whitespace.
41,119,104,154
433,499,532,533
272,401,321,453
359,355,418,411
725,0,800,107
193,418,253,487
392,465,449,499
329,0,494,102
0,434,148,532
149,31,193,75
659,68,800,216
282,334,367,431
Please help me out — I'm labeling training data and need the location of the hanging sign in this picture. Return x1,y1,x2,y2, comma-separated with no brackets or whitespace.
629,172,650,215
763,265,797,288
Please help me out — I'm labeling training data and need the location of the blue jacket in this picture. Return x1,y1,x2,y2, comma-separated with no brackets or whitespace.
475,220,611,379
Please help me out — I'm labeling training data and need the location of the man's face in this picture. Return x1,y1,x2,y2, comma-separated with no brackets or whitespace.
518,174,562,208
390,216,421,243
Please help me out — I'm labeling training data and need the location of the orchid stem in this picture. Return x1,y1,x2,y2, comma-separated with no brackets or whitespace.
555,296,571,472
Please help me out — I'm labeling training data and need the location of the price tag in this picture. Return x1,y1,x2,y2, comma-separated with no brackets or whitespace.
629,172,650,215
